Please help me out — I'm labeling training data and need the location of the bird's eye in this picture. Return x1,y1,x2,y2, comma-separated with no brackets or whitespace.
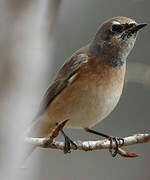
111,24,123,33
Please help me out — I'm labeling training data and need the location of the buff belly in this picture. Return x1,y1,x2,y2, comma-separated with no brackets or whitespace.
30,61,126,138
45,72,124,128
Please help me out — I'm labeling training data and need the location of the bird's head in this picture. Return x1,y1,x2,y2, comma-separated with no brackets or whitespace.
90,16,147,67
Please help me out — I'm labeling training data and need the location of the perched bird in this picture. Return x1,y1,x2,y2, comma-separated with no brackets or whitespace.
27,16,147,157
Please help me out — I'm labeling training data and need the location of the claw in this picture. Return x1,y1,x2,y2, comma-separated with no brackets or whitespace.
64,135,77,154
108,137,124,157
60,128,77,154
84,128,124,157
64,136,71,154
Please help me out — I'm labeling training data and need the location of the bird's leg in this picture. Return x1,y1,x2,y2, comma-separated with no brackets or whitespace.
60,129,77,154
84,128,124,157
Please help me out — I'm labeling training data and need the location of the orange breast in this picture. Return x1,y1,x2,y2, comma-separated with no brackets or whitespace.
45,57,126,128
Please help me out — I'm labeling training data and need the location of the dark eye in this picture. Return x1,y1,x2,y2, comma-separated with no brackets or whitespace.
111,24,123,33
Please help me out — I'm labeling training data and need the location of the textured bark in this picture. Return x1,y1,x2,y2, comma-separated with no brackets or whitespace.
25,120,150,158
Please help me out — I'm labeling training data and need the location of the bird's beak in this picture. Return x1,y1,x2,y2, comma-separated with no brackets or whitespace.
130,23,147,33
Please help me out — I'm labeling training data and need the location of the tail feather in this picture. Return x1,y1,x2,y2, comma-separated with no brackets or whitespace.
23,144,37,162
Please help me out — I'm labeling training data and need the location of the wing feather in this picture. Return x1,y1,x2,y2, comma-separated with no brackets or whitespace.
35,53,88,118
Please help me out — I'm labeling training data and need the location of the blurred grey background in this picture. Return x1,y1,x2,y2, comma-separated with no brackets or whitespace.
0,0,150,180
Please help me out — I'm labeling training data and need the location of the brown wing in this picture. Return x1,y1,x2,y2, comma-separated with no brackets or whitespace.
35,53,88,119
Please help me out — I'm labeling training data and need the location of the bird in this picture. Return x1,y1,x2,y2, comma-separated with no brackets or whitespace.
26,16,147,157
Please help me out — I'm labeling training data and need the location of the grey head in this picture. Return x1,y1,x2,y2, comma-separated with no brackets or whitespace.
89,16,147,67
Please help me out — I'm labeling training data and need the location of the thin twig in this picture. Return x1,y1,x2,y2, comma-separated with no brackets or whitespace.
25,120,150,158
39,119,68,147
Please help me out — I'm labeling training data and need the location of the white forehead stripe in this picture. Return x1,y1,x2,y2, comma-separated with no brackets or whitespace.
112,21,121,25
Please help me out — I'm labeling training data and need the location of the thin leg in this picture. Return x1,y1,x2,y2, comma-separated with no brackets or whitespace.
60,129,77,154
85,128,124,157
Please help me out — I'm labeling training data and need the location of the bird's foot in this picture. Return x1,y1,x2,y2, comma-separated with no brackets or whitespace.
108,136,124,157
84,128,124,157
64,135,77,154
61,129,77,154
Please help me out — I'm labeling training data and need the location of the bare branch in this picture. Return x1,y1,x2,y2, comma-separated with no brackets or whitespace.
25,127,150,158
42,119,69,147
